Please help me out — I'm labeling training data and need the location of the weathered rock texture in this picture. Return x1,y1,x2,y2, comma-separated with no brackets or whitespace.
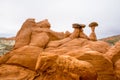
68,51,115,80
35,53,97,80
14,19,36,49
89,22,98,41
114,59,120,80
105,40,120,63
0,18,119,80
104,40,120,80
70,23,89,39
0,64,36,80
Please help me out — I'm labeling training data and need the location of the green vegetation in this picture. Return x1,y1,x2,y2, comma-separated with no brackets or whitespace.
100,35,120,45
107,40,117,45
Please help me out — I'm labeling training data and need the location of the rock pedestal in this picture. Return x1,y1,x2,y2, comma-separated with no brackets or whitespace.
89,22,98,41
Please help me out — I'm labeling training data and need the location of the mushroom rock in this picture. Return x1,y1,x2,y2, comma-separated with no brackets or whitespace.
69,23,89,40
89,22,98,41
104,40,120,64
69,23,80,39
79,24,89,39
67,50,116,80
0,64,36,80
89,32,97,41
35,52,97,80
114,59,120,80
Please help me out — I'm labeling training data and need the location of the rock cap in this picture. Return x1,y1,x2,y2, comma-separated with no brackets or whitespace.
26,18,35,22
72,23,86,28
89,22,98,27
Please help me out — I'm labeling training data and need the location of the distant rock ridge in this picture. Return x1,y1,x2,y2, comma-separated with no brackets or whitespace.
0,38,15,56
100,35,120,45
0,18,119,80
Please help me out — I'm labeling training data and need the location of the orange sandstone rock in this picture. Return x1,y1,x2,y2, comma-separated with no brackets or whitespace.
114,59,120,80
68,51,116,80
0,64,36,80
35,52,97,80
89,22,98,41
6,46,43,70
0,18,117,80
105,40,120,63
14,18,36,49
83,40,110,53
36,19,51,29
69,23,80,39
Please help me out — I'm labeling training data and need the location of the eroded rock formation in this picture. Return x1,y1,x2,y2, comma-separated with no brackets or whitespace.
0,18,119,80
114,59,120,80
89,22,98,41
35,52,97,80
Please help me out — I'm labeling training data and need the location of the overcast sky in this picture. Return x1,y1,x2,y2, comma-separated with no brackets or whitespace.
0,0,120,39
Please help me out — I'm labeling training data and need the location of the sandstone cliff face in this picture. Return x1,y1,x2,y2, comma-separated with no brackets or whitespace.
105,41,120,63
104,40,120,79
35,53,97,80
114,59,120,80
0,19,119,80
0,64,36,80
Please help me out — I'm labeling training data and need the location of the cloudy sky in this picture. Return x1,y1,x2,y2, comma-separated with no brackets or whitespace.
0,0,120,39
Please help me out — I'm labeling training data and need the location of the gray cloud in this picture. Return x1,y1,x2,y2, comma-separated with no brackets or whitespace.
0,0,120,38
